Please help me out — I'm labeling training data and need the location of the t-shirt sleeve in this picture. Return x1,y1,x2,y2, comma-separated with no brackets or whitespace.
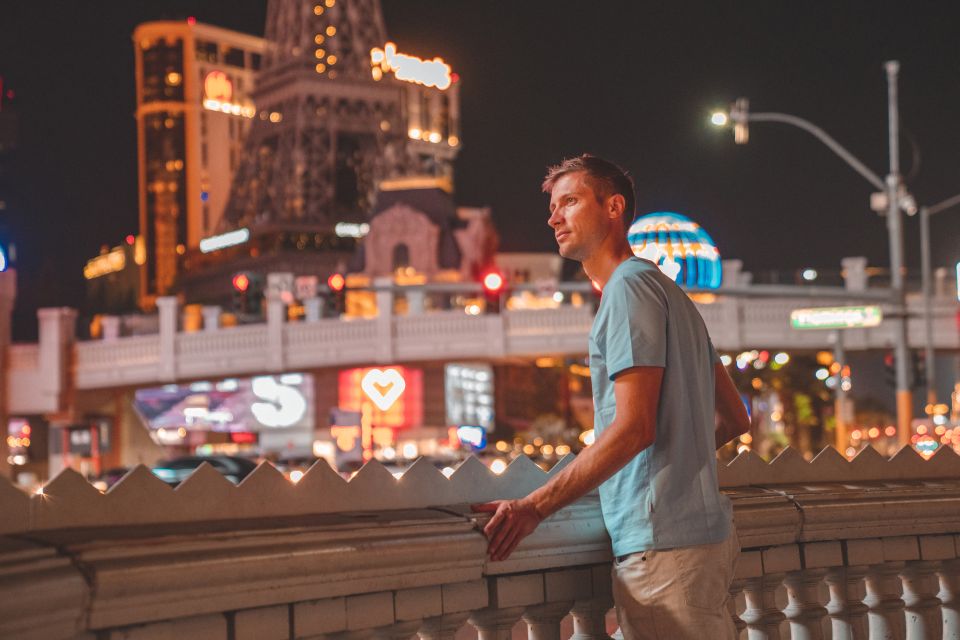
709,338,721,365
600,274,667,380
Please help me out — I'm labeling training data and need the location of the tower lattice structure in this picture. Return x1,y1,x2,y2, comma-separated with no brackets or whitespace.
222,0,456,231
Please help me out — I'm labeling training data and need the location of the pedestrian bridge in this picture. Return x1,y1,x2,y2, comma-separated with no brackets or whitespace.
7,281,959,415
3,445,960,639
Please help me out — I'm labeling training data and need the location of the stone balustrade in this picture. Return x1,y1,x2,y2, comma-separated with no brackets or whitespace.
2,446,960,639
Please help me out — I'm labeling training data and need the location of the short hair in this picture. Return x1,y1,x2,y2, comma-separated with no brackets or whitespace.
542,154,636,224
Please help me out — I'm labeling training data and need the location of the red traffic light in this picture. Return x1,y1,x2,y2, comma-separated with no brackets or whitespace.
327,273,345,292
482,272,504,293
232,273,250,292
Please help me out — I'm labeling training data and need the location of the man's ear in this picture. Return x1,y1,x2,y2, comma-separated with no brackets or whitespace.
608,194,626,220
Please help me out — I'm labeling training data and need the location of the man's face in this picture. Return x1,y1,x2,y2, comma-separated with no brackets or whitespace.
547,172,615,262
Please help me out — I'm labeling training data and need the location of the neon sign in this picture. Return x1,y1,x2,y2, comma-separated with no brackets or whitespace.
361,368,406,411
202,70,255,118
203,70,232,102
84,248,126,280
456,425,487,450
251,376,308,428
370,42,452,90
790,306,883,330
200,228,250,253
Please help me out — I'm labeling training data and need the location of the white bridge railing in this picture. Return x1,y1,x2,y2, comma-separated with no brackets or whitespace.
3,445,960,639
6,289,959,411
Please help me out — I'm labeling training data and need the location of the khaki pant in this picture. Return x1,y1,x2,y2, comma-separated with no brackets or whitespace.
611,526,740,640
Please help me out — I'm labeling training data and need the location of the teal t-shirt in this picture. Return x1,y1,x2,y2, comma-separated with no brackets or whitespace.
589,257,731,557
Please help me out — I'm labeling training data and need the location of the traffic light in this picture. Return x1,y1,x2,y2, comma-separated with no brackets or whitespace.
912,351,925,391
883,351,895,388
231,272,264,316
232,272,251,314
326,273,346,316
481,271,505,314
884,351,923,389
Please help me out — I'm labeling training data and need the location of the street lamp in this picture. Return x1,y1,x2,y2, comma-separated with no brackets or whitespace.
712,60,915,446
710,111,728,127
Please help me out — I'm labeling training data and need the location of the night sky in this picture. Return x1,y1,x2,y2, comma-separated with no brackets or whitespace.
3,1,960,337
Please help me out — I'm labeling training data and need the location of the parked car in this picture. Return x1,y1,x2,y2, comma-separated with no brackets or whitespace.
151,455,258,487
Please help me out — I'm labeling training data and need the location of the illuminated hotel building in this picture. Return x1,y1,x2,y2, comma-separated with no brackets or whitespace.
133,21,265,307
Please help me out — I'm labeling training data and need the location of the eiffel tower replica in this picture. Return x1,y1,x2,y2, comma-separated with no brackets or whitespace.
221,0,460,231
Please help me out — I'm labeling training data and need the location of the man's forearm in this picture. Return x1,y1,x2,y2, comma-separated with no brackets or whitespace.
523,420,651,518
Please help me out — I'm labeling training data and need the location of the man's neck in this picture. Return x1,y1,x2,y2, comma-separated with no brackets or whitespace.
582,243,634,290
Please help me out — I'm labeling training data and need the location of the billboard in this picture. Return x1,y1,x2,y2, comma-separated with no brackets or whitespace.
133,373,315,432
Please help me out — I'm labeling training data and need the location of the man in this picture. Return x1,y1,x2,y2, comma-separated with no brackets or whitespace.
472,154,750,639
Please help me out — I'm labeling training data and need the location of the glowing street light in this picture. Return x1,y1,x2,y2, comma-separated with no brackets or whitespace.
710,62,915,444
710,111,729,127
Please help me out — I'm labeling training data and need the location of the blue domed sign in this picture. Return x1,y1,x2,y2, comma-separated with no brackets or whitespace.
627,212,722,289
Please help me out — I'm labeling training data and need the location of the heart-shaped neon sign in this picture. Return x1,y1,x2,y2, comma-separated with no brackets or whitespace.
361,368,406,411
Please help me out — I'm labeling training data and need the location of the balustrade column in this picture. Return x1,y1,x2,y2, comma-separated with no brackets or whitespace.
741,573,786,640
157,296,177,380
783,569,829,640
418,613,471,640
373,620,424,640
407,289,425,315
900,560,944,640
201,306,220,331
728,578,746,636
570,596,614,640
469,607,526,640
864,562,906,640
824,566,869,640
523,601,573,640
303,296,322,322
939,559,960,640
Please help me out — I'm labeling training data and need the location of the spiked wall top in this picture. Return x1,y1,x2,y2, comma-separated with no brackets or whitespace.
2,446,959,537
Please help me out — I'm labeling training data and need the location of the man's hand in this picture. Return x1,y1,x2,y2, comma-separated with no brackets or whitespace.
471,498,543,561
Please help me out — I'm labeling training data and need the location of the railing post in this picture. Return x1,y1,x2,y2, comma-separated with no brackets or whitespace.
570,596,614,640
407,288,425,315
841,256,868,291
469,607,526,640
266,296,285,372
374,277,394,362
783,569,829,640
900,560,944,640
201,305,220,331
418,613,471,640
865,562,907,640
37,307,76,414
939,559,960,640
373,620,423,640
157,296,177,381
741,574,786,639
101,315,120,341
523,601,572,640
824,566,869,640
728,578,746,636
303,296,322,322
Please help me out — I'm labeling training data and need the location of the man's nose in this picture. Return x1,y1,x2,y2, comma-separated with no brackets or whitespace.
547,210,561,229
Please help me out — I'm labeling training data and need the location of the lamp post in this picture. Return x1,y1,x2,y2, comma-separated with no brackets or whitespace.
713,60,915,446
919,193,960,406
